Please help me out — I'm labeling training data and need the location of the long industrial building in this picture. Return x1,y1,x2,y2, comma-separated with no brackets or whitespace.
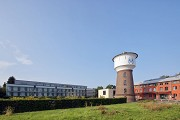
6,79,89,97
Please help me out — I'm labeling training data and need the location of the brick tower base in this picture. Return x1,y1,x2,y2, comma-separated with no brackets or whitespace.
115,70,136,102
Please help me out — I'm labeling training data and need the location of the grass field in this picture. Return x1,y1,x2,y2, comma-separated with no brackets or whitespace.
0,102,179,120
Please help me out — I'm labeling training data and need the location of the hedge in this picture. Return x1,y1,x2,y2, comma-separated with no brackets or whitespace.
0,98,126,114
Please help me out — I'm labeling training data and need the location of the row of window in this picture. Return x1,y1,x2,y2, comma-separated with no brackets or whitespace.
138,94,178,99
159,86,178,91
135,81,179,88
7,86,86,92
136,88,156,93
136,86,178,93
7,92,86,97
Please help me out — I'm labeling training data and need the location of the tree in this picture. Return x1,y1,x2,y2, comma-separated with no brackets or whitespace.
0,82,6,98
7,76,16,84
97,86,103,90
106,84,116,89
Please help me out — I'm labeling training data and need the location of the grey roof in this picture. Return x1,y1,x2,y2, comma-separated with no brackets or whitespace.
137,75,180,85
14,79,87,88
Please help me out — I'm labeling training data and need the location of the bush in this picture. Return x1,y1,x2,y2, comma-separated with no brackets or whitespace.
4,106,14,116
0,98,126,114
138,101,173,111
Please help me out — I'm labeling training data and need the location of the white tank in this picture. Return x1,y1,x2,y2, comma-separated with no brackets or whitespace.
112,52,138,72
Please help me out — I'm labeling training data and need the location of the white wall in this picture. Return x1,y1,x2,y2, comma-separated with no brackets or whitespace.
98,89,115,98
113,53,137,71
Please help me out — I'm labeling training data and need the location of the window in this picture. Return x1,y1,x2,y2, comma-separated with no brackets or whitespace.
140,89,142,92
124,88,127,93
165,82,168,85
173,94,177,98
160,83,163,85
103,91,106,95
144,88,147,92
123,72,127,78
124,80,127,86
165,87,168,91
13,87,18,91
173,86,177,90
153,88,156,92
7,87,12,91
149,88,152,92
160,87,163,91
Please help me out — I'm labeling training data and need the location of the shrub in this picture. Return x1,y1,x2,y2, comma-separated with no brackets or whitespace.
0,98,126,114
96,105,108,115
139,102,173,111
4,106,14,116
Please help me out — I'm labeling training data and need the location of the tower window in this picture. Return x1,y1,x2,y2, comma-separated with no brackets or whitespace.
124,80,127,85
124,88,127,93
123,72,127,78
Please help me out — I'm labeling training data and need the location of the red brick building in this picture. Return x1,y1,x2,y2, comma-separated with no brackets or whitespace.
134,75,180,100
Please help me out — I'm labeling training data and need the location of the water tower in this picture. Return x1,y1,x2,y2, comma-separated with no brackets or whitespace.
112,52,138,102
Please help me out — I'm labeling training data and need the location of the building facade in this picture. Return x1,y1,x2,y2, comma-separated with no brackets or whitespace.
6,79,87,97
134,75,180,100
86,88,96,98
98,89,115,98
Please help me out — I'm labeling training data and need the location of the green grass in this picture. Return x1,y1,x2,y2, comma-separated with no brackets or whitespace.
0,102,179,120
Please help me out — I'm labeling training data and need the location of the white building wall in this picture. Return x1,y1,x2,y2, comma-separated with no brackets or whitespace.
98,89,115,98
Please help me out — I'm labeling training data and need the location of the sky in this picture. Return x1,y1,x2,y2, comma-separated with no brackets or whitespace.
0,0,180,88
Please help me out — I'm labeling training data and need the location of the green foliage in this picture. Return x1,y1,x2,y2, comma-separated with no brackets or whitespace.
106,84,116,89
0,98,126,114
0,83,6,98
0,102,179,120
4,106,14,116
7,76,15,84
96,86,103,90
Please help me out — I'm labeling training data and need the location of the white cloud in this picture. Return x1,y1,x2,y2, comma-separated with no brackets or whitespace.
0,61,16,69
0,41,6,48
0,40,33,65
13,48,33,65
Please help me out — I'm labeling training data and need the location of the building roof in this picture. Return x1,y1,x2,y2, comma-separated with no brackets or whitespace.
112,52,138,62
136,75,180,85
13,79,87,88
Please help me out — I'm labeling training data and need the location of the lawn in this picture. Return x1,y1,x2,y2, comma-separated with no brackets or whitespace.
0,102,179,120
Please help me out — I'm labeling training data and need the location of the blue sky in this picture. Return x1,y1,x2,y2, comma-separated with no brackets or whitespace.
0,0,180,88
